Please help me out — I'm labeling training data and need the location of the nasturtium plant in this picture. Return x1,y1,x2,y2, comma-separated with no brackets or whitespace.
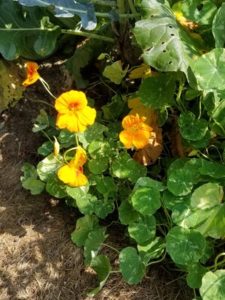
17,0,225,297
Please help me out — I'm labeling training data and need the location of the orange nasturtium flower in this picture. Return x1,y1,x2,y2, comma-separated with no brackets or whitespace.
57,147,88,187
55,90,96,133
119,114,153,150
22,62,40,87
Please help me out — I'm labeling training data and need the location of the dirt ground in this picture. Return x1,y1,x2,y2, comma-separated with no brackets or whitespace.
0,64,192,300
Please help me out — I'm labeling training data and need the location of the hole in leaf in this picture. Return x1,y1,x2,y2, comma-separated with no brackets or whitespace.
168,25,173,28
163,50,166,53
170,33,175,36
197,4,203,11
161,42,165,45
168,61,172,65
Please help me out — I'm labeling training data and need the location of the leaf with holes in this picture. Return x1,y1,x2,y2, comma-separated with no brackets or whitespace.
134,0,201,73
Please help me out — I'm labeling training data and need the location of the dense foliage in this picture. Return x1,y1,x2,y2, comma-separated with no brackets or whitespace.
2,0,225,298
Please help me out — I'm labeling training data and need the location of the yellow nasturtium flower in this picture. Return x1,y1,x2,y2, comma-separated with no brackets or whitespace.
55,90,96,133
57,147,88,187
119,114,153,150
23,62,40,87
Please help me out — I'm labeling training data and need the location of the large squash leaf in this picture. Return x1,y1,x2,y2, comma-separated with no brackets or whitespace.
133,0,202,73
0,60,24,112
17,0,97,30
0,0,61,60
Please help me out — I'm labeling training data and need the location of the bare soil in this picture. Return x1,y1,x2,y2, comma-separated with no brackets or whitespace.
0,63,192,300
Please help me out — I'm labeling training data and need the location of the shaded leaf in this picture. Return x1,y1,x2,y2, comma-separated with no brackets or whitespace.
119,247,145,284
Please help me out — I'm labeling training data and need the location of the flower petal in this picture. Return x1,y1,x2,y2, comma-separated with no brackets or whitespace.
55,90,87,114
22,62,40,87
77,106,96,127
73,147,87,168
119,130,133,149
57,164,88,187
56,112,87,132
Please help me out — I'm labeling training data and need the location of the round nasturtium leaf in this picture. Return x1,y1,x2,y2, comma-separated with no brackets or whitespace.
178,112,208,141
128,215,156,245
88,157,108,174
166,226,206,265
167,168,194,196
190,48,225,91
119,247,145,284
187,263,207,289
200,270,225,300
191,183,223,210
131,187,161,215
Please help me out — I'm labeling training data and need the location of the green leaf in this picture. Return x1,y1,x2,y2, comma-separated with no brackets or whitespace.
22,178,45,195
88,157,108,174
162,190,190,210
111,153,147,183
0,60,24,112
139,74,175,109
95,176,117,195
190,48,225,91
200,270,225,300
178,112,208,141
128,215,156,245
191,183,223,210
84,227,106,265
138,237,165,265
88,141,112,159
211,99,225,136
119,247,145,284
212,3,225,48
76,194,96,215
131,187,161,216
118,200,139,225
0,1,61,60
166,226,206,265
37,154,62,181
173,0,217,26
17,0,97,31
58,130,75,148
103,61,128,84
71,215,99,247
134,0,201,73
66,185,89,200
88,255,111,297
199,159,225,179
21,163,45,195
93,197,115,219
134,176,165,192
37,141,53,156
78,123,108,148
21,162,38,181
102,94,125,121
167,158,201,196
32,109,49,132
187,263,207,289
46,175,67,198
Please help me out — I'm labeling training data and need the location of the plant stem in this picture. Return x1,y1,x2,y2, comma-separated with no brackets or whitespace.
30,99,54,108
128,0,138,16
117,0,126,14
102,243,120,254
40,78,56,99
61,29,114,42
91,0,116,6
147,251,166,267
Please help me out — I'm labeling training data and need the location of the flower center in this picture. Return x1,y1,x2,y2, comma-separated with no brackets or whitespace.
69,101,81,111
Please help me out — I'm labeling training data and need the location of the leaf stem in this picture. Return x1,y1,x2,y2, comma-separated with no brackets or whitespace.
30,99,54,108
91,0,116,6
102,243,120,254
147,250,166,267
61,29,114,42
39,78,56,99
